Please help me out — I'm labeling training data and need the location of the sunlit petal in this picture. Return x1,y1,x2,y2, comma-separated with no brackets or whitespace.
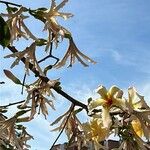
102,107,112,128
96,85,107,99
108,85,120,97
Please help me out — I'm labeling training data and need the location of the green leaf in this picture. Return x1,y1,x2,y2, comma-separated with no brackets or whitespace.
4,69,22,85
16,110,29,117
6,6,18,13
0,16,11,48
73,108,83,115
35,38,47,46
29,8,46,23
88,97,92,104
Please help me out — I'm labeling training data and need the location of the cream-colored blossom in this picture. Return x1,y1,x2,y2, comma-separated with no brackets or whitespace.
127,87,150,140
4,42,44,76
17,127,33,149
1,7,37,44
42,0,73,50
20,79,56,119
127,87,149,111
89,85,125,128
54,38,96,68
0,116,23,149
82,118,108,150
82,118,108,142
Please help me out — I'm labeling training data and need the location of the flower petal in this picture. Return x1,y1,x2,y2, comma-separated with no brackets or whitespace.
96,85,107,99
108,85,120,97
89,98,105,110
102,107,112,128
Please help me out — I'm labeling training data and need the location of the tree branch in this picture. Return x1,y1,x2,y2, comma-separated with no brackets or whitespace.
49,104,75,150
7,45,88,112
0,100,25,108
0,0,22,7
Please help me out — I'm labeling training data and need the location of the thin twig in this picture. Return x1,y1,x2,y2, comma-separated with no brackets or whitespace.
49,104,75,150
38,42,59,65
0,100,25,108
7,45,88,111
0,0,22,7
21,73,27,94
38,41,59,74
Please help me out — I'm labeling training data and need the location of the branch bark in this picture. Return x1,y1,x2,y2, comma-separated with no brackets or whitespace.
7,45,88,112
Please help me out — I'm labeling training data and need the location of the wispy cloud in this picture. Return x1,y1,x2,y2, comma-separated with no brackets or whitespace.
100,49,136,66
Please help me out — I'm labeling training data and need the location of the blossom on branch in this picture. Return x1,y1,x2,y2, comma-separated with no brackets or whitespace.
42,0,73,50
126,87,150,140
82,118,108,150
4,42,44,76
54,38,96,68
20,79,57,119
1,7,37,44
0,115,32,150
89,85,125,128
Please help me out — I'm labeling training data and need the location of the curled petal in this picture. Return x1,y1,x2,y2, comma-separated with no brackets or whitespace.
108,85,120,97
113,98,126,109
96,85,107,99
114,90,123,98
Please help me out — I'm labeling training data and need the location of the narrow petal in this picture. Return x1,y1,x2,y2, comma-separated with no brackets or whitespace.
128,87,136,105
89,98,105,110
102,107,112,128
55,0,69,11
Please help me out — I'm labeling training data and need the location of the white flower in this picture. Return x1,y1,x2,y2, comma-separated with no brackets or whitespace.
4,42,44,76
42,0,73,50
1,7,37,44
54,38,96,68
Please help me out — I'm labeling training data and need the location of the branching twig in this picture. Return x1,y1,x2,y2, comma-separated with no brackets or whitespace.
7,45,88,112
49,104,75,150
0,100,25,108
21,73,27,94
38,42,59,65
0,0,22,7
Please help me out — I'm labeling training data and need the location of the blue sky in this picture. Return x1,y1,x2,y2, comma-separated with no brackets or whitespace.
0,0,150,149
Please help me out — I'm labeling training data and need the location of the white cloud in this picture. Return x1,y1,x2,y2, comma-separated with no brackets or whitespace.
105,49,136,66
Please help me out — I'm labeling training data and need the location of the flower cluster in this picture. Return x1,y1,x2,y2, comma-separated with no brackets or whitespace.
1,7,37,44
20,78,57,120
87,85,150,149
42,0,73,50
5,42,44,76
0,114,32,150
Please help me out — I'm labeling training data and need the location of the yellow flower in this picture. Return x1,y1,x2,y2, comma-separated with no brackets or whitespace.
127,87,150,140
82,118,108,143
131,119,143,137
128,87,149,111
89,85,125,128
54,38,96,68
